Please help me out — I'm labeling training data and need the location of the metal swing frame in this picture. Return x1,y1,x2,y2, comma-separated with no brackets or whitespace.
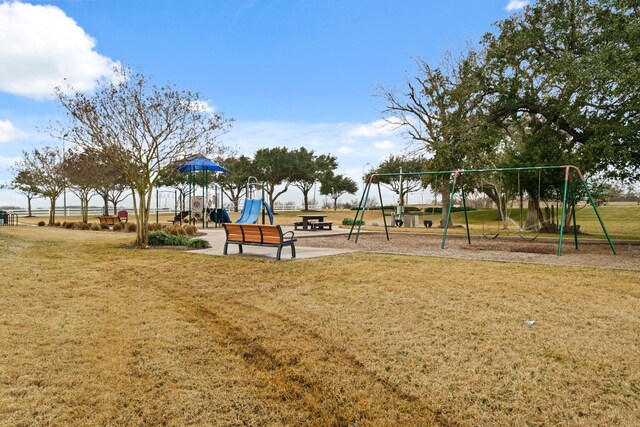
348,165,616,256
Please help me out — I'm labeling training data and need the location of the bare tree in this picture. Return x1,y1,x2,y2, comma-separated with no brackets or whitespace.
18,146,65,225
55,67,231,246
381,51,496,226
60,150,97,223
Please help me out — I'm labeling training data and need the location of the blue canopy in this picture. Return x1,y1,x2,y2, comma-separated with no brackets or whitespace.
177,155,228,173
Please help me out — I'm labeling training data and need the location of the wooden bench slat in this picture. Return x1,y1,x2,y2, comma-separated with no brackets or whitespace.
223,223,296,260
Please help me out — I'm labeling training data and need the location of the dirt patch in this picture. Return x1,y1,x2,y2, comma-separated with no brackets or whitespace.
298,232,640,270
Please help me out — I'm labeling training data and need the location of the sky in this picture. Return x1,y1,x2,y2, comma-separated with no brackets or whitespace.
0,0,530,209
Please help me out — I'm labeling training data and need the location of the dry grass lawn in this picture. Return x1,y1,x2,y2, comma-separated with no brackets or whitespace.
1,226,639,426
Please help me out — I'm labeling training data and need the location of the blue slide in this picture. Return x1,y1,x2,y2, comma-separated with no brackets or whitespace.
236,199,274,224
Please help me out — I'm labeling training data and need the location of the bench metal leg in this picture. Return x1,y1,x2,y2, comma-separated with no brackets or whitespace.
291,244,296,259
223,242,228,255
276,246,282,261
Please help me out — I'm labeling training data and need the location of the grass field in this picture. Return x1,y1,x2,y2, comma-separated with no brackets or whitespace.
1,226,639,426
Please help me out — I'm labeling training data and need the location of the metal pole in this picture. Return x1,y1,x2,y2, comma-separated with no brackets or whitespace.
557,167,570,256
348,177,370,240
570,179,579,250
441,173,457,249
354,180,372,243
460,178,471,245
203,171,207,228
156,189,159,224
62,133,67,217
378,178,389,241
580,179,617,255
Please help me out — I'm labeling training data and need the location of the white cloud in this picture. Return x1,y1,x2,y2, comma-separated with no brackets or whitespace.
0,155,21,168
347,118,401,138
0,2,117,99
337,146,354,154
0,120,28,144
506,0,529,11
373,140,394,150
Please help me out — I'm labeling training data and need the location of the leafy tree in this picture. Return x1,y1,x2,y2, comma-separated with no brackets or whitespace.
252,147,306,210
292,150,338,211
213,155,253,212
381,51,498,226
10,168,40,217
369,155,425,207
18,146,65,225
320,173,358,211
55,67,230,247
481,0,640,181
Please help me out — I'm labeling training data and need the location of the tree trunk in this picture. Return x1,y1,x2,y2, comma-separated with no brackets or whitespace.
333,197,338,211
484,187,504,221
303,190,310,211
49,197,56,225
525,196,542,230
439,182,454,227
27,196,33,217
102,194,109,215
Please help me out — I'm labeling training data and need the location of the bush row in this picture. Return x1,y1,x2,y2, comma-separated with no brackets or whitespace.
41,221,198,235
148,231,210,248
342,218,364,226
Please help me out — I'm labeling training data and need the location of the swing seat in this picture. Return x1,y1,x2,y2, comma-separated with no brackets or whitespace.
424,220,433,228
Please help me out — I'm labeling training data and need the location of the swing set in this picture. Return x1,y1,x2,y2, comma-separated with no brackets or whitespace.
349,165,616,256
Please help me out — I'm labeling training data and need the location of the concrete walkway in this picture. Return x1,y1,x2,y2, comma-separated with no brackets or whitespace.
187,225,354,261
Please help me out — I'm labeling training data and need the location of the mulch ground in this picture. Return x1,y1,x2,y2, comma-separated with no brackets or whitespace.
298,230,640,271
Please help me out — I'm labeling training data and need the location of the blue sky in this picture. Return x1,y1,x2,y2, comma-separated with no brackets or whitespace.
0,0,529,208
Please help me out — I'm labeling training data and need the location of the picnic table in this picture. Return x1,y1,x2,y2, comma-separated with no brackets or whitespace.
295,214,333,231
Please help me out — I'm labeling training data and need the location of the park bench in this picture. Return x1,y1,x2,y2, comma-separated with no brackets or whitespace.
97,215,121,226
311,221,333,230
223,223,296,260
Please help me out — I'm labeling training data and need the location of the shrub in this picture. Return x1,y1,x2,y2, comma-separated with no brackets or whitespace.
342,218,364,226
167,225,186,236
61,221,67,228
100,223,109,230
112,223,123,231
187,238,210,249
148,231,170,245
148,223,167,231
90,223,101,231
126,223,136,233
184,224,197,235
37,221,46,227
55,221,61,227
80,222,91,230
64,222,75,229
166,234,189,246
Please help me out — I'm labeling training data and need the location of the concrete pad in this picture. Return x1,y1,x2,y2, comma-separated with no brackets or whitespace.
187,226,354,261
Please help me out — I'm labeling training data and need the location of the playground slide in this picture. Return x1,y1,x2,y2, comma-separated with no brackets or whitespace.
236,199,274,224
236,199,262,224
262,201,274,225
209,208,231,224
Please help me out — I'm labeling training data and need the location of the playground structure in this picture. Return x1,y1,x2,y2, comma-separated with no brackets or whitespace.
237,177,274,225
166,160,274,227
349,165,617,256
